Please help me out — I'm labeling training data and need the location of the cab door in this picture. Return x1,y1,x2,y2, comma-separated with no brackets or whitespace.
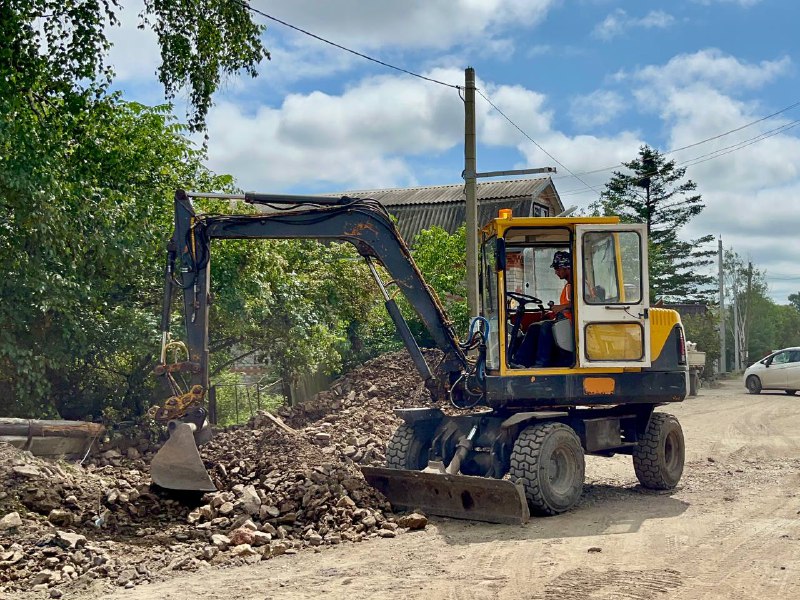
575,224,651,368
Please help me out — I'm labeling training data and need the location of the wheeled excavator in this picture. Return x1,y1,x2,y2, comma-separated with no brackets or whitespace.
150,189,689,524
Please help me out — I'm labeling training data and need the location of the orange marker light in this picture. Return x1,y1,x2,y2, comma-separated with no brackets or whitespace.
498,208,513,219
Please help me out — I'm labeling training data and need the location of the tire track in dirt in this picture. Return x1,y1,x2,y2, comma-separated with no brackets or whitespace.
542,567,683,599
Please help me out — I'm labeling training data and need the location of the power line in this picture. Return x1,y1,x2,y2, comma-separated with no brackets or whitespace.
237,1,461,90
555,115,800,197
551,98,800,184
238,0,799,199
668,100,800,155
679,119,800,168
474,88,602,195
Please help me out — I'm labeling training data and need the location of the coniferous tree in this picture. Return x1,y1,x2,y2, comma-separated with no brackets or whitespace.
591,145,715,301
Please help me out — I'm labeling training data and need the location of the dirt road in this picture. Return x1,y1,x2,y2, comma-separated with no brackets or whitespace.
99,380,800,600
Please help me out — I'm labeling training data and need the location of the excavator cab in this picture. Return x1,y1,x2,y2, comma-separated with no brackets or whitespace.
481,215,652,374
151,191,688,524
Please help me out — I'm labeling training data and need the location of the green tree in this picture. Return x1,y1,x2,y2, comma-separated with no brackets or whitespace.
723,250,769,370
205,237,377,390
788,292,800,312
351,225,469,356
591,145,715,301
0,95,233,418
0,87,378,420
2,0,269,131
682,309,721,374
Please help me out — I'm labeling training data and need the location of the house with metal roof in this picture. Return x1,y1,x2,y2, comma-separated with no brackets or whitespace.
328,177,563,243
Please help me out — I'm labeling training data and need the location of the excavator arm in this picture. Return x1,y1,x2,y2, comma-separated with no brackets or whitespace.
165,188,468,387
150,189,478,492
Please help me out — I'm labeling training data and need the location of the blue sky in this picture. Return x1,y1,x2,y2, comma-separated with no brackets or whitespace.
109,0,799,302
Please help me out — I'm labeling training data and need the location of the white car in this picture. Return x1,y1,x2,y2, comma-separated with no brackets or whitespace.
743,347,800,395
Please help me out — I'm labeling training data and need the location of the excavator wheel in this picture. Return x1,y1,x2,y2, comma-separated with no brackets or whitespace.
633,413,684,490
509,422,585,516
386,424,429,471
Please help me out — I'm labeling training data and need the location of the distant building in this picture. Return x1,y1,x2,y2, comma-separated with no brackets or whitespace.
663,302,709,320
327,177,563,243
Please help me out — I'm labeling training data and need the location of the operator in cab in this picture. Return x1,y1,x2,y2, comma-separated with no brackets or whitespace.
511,250,572,368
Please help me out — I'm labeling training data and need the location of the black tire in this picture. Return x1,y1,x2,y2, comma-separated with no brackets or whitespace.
633,413,685,490
385,424,429,470
509,423,585,516
746,376,762,395
785,390,797,396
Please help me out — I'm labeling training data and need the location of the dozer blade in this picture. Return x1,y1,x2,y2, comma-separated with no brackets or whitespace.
150,422,216,492
361,466,529,525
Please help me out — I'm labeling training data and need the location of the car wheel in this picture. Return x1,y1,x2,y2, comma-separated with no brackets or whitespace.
746,376,762,395
785,390,797,396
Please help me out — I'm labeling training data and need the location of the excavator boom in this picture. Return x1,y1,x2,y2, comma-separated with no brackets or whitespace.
150,190,526,522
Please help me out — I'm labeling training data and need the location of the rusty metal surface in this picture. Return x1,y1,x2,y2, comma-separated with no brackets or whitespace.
328,178,553,206
150,422,216,492
361,467,529,525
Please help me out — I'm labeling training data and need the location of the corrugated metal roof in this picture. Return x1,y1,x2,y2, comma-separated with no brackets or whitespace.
392,197,540,242
326,177,557,207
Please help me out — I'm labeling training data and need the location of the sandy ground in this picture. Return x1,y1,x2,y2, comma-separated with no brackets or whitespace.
93,379,800,600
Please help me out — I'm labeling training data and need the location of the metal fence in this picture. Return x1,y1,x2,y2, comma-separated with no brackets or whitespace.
208,378,286,425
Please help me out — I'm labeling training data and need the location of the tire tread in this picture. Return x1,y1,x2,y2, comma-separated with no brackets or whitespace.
509,423,583,516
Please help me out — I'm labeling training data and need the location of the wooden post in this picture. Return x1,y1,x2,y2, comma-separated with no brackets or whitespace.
464,67,479,317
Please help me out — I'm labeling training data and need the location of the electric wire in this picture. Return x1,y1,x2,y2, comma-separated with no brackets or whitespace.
555,116,800,198
679,119,800,168
240,0,799,198
236,0,461,90
553,98,800,187
475,88,601,195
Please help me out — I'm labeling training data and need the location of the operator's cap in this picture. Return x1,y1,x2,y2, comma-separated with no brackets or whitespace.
550,250,571,269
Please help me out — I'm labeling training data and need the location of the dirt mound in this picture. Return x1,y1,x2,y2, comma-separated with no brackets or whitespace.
0,349,434,596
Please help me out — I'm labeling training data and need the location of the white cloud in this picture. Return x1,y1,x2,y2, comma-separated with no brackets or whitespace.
478,84,553,147
258,0,556,50
203,68,468,191
618,49,800,301
569,90,627,128
630,49,791,94
202,69,644,198
108,0,557,90
106,1,161,84
592,9,675,41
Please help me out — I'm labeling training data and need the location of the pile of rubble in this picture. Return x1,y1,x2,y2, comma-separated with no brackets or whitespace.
0,350,435,597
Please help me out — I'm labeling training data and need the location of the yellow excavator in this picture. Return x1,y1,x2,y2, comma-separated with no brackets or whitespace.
150,189,688,524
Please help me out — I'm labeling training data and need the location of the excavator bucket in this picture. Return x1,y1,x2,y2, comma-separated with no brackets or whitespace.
361,466,530,525
150,422,216,492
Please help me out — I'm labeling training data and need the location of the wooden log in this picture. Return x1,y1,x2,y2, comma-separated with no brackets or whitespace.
0,418,105,439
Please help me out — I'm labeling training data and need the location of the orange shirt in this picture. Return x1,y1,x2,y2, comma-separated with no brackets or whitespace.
560,283,573,321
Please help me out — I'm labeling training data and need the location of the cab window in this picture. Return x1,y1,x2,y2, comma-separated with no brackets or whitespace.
582,231,642,304
480,235,500,369
503,227,571,305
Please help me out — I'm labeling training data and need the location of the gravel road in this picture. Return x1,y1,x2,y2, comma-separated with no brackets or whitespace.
93,378,800,600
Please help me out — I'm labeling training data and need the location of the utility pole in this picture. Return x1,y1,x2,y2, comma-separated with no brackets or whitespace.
463,67,556,317
732,285,740,371
464,67,479,316
744,261,753,367
718,238,726,374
